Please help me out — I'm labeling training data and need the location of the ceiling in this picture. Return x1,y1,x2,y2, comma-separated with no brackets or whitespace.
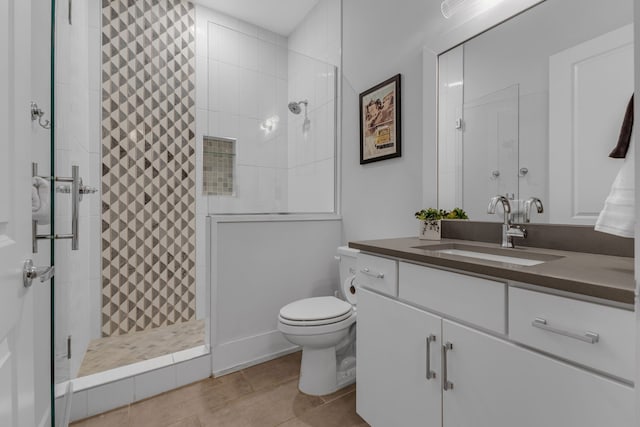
191,0,320,36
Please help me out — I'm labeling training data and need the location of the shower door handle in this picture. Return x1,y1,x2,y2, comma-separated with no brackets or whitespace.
32,163,84,251
23,259,55,287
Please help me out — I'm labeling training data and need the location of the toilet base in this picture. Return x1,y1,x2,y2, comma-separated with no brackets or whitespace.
298,347,338,396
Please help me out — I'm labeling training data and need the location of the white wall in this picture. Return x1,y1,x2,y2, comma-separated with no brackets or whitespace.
210,217,342,374
341,0,425,242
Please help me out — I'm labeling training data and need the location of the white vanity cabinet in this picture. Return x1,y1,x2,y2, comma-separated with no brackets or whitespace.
357,288,442,427
442,320,635,427
355,255,635,427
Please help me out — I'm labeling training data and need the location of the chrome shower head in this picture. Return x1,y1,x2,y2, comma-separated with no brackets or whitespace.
288,100,308,115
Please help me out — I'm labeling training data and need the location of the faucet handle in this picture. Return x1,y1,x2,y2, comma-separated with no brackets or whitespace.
524,197,544,223
487,195,511,215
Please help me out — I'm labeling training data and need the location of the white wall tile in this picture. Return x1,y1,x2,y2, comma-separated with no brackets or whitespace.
314,102,331,161
88,278,101,340
258,73,277,121
218,62,240,115
218,25,241,65
258,28,279,44
89,215,101,279
134,366,177,401
276,46,289,80
86,378,134,417
258,40,278,77
238,68,259,119
88,91,100,154
195,213,207,318
69,390,88,423
88,0,100,29
236,31,258,71
196,55,209,110
206,59,221,112
175,355,212,388
205,10,240,36
196,107,209,144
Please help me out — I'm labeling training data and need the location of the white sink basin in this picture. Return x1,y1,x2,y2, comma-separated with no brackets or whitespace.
412,243,563,266
434,248,546,266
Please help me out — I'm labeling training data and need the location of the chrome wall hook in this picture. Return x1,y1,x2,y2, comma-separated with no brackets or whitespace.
30,102,51,129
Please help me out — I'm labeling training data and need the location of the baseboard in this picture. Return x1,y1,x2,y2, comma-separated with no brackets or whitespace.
213,329,299,376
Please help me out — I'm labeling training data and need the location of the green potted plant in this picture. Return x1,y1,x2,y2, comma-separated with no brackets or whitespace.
415,208,447,240
415,207,468,240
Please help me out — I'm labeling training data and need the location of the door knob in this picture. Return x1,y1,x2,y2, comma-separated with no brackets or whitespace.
23,259,55,288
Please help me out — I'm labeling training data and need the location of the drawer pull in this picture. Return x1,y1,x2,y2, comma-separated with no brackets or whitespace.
442,342,454,391
532,318,599,344
360,268,384,279
426,335,436,380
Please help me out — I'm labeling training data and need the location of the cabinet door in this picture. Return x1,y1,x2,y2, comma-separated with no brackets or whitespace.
357,288,442,427
442,320,635,427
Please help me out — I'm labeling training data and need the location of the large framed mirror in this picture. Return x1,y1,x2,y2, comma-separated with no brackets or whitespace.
437,0,634,224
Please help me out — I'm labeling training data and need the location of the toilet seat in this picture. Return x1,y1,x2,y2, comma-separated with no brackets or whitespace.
278,311,356,336
279,296,353,326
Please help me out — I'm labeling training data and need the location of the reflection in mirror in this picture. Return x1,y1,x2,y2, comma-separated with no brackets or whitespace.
438,0,634,224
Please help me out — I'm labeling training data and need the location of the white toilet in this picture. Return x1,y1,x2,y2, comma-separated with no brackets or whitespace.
277,246,359,396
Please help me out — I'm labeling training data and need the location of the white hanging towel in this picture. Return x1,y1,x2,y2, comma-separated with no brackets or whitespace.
595,143,634,238
32,176,51,225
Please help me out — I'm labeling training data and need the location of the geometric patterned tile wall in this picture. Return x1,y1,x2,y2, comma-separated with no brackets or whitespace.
101,0,196,336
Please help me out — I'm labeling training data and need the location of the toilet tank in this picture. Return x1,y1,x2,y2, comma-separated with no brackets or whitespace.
337,246,359,283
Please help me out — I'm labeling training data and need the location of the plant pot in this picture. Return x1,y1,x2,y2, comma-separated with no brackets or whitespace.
419,220,441,240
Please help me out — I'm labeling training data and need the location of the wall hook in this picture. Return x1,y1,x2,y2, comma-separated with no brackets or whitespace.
30,102,51,130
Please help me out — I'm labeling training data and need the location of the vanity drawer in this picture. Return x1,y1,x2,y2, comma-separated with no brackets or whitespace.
509,287,635,381
355,253,398,297
399,262,506,334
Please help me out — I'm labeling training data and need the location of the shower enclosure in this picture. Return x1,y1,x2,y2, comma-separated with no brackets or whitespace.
49,0,340,425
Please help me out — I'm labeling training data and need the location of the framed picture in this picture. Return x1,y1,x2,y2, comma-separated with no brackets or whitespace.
359,74,401,164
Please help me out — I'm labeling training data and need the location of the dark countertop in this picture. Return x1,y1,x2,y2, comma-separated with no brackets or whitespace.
349,237,635,305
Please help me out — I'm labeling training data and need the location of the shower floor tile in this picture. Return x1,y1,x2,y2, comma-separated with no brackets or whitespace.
77,319,205,377
71,351,368,427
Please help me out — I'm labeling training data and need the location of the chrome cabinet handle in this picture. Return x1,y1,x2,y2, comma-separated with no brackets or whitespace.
531,318,599,344
442,342,454,391
23,259,55,288
360,268,384,279
426,335,436,380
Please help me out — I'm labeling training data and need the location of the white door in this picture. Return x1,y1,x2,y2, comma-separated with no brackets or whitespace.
442,320,635,427
0,0,37,426
549,24,634,224
357,288,442,427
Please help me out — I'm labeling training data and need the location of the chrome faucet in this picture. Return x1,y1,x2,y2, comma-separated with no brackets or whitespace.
523,197,544,223
487,195,527,248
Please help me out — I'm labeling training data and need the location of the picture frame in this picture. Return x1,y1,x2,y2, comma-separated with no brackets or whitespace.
359,74,402,164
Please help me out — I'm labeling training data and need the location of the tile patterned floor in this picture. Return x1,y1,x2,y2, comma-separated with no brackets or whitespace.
78,320,205,377
71,352,369,427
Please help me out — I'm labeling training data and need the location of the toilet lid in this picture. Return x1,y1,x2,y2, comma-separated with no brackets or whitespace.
279,296,352,322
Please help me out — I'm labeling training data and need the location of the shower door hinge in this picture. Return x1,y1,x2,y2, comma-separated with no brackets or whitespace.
67,335,72,360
